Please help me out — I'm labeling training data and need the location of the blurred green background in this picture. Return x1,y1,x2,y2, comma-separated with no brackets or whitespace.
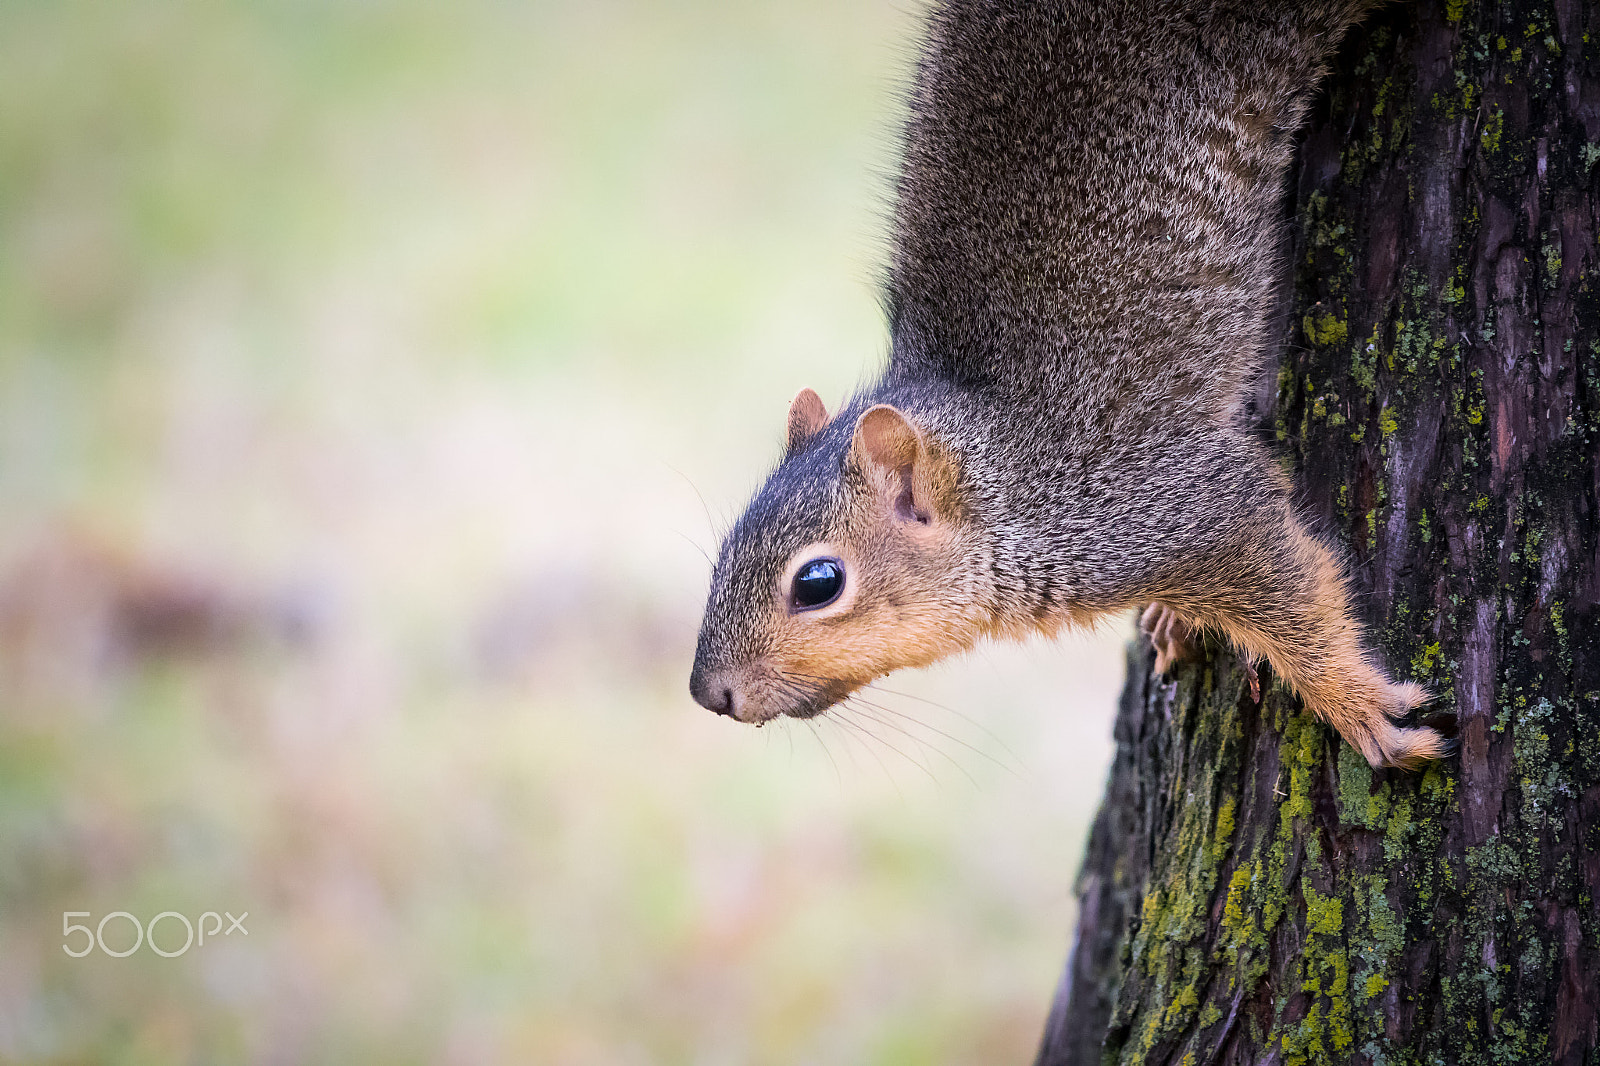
0,1,1126,1062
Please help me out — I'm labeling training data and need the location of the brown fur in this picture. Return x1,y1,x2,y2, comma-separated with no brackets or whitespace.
689,0,1451,769
1145,522,1448,767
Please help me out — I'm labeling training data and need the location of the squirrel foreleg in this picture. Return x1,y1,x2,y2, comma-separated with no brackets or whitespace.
1159,514,1450,770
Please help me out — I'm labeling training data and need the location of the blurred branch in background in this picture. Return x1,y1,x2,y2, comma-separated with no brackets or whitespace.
0,527,320,687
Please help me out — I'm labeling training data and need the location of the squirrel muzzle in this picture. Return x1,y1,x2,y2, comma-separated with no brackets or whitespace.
688,656,858,724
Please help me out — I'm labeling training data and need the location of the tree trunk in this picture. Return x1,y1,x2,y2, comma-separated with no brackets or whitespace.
1035,0,1600,1063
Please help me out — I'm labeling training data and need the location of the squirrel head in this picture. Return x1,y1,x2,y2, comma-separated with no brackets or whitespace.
689,387,990,724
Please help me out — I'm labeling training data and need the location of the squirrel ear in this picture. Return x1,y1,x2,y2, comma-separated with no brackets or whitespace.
785,388,829,456
852,404,943,526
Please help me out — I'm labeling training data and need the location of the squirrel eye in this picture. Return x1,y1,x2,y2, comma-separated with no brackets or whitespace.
791,558,845,610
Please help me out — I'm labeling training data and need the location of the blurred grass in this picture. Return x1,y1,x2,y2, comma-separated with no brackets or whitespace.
0,1,1124,1063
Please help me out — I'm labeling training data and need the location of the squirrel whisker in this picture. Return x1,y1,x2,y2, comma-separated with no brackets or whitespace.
830,700,975,788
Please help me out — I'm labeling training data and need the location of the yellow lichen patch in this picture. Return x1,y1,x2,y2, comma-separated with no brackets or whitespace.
1303,311,1349,347
1481,106,1505,152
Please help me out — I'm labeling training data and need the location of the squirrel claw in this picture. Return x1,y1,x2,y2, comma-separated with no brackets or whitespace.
1141,604,1261,703
1140,603,1197,674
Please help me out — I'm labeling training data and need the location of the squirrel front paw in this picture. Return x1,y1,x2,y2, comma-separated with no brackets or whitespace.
1140,602,1196,674
1142,602,1264,702
1340,679,1456,770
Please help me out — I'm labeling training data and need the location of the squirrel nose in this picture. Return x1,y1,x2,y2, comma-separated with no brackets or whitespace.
689,668,740,718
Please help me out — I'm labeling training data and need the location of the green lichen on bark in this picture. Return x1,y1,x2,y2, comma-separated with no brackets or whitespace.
1036,2,1600,1063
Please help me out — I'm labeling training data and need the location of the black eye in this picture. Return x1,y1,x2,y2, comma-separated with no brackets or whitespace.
791,558,845,610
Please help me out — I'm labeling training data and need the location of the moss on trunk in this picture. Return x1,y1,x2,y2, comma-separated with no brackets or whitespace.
1037,1,1600,1062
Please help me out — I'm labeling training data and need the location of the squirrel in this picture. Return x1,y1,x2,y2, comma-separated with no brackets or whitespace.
688,0,1453,770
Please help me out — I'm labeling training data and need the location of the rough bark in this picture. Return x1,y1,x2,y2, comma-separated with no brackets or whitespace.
1036,0,1600,1063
